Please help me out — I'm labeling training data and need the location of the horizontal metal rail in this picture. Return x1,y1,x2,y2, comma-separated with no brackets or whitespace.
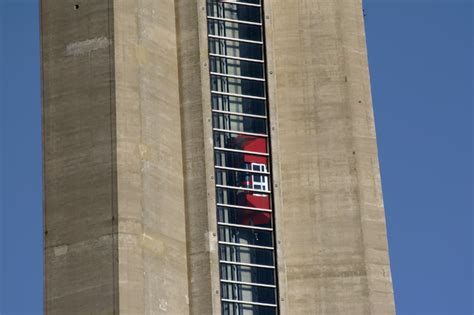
212,109,267,119
207,16,262,26
219,260,275,269
213,128,268,138
221,298,277,308
210,71,265,82
213,0,262,8
216,203,272,213
216,184,271,194
208,34,263,45
209,53,264,64
211,90,266,100
220,279,276,288
219,241,274,250
218,222,273,231
214,146,269,157
214,165,270,175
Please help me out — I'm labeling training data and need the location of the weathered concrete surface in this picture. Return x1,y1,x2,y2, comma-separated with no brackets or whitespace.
265,0,395,314
43,0,190,313
42,0,117,313
175,0,215,314
113,0,190,313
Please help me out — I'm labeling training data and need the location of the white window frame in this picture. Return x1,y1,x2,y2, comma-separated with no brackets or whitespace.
250,163,268,193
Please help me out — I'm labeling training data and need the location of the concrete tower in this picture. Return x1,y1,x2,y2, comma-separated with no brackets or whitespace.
41,0,395,314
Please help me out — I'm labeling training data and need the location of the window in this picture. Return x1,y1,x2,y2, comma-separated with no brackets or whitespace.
251,163,268,193
207,1,279,313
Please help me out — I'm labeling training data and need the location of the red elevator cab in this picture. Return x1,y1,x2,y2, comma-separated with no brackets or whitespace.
233,135,271,226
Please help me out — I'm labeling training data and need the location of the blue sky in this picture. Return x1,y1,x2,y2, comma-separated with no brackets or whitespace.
0,0,472,314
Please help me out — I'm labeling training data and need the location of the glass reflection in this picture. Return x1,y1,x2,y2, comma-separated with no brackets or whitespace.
208,20,262,42
218,207,273,229
209,38,263,61
210,56,264,79
220,263,275,285
219,244,274,266
212,94,267,117
211,75,265,97
213,112,267,135
207,2,261,23
214,131,268,154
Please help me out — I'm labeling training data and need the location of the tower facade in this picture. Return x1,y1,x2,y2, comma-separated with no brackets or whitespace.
41,0,395,314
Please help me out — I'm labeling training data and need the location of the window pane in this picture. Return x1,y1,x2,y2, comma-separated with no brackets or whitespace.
219,244,275,266
233,0,261,4
216,168,251,188
210,56,264,78
213,112,267,135
218,226,273,247
218,206,273,229
213,131,268,153
221,283,276,304
214,150,269,170
207,2,261,23
212,94,267,116
208,38,263,60
215,169,270,191
222,302,277,315
211,75,265,97
220,264,275,285
216,187,272,210
208,20,262,42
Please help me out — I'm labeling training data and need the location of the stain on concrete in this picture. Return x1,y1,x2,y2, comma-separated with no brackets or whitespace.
66,37,110,56
53,245,68,256
158,299,167,311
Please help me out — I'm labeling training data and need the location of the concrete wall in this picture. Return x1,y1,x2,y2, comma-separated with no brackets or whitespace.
113,0,190,313
175,0,215,314
43,0,394,314
265,0,395,313
42,0,117,313
43,0,191,313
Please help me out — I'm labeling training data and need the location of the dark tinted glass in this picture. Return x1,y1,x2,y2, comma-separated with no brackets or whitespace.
222,303,277,315
207,2,261,23
236,0,261,4
219,244,275,266
215,169,270,190
216,187,272,210
218,226,273,247
214,150,269,170
213,112,267,134
218,206,273,229
216,187,272,209
220,263,276,285
221,283,276,304
213,131,268,153
220,263,275,284
210,75,265,97
210,56,264,78
216,168,250,188
208,38,263,60
212,94,267,116
208,20,262,41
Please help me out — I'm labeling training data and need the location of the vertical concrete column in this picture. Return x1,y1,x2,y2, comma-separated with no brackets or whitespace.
43,0,191,313
175,0,214,314
265,0,395,313
42,0,118,313
339,1,395,313
114,0,190,313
